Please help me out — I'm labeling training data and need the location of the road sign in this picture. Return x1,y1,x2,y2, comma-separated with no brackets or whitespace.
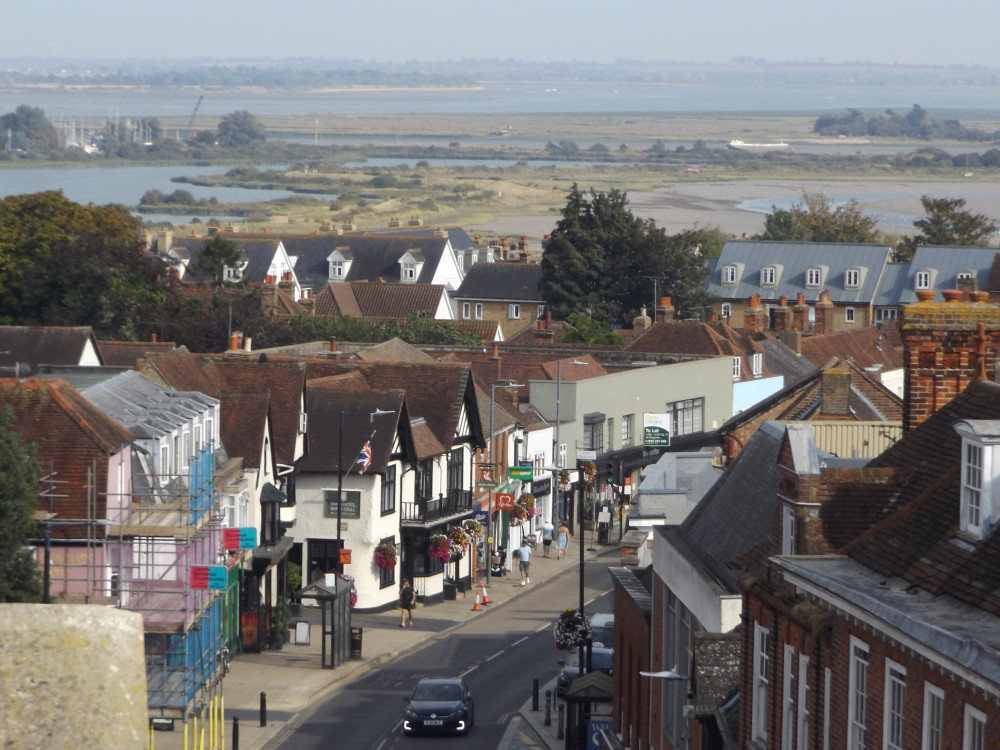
496,492,516,510
509,466,534,481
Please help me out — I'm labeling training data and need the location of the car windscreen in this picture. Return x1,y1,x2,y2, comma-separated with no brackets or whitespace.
592,625,614,647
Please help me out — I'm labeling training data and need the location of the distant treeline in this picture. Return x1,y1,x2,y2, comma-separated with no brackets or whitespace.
0,66,475,89
814,104,1000,141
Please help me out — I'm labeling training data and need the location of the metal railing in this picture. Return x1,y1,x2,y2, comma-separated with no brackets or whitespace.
400,489,473,523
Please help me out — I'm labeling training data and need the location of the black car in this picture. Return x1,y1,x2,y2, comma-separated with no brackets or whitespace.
555,646,614,697
402,677,475,735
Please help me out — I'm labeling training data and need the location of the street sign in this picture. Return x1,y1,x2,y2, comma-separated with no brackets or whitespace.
577,449,597,461
496,492,516,510
509,466,534,481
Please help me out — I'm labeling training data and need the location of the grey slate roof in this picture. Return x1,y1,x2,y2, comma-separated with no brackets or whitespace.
632,452,722,522
897,245,1000,303
452,263,544,302
708,240,892,304
182,238,283,284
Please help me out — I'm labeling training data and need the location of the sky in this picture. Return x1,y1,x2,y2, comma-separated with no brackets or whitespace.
5,0,1000,68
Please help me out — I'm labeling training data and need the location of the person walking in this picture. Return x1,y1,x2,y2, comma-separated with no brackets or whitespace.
518,537,532,585
556,520,571,560
541,519,554,557
400,579,416,627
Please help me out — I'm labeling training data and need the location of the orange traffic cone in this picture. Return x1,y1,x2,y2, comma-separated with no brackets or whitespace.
472,590,482,611
480,583,490,605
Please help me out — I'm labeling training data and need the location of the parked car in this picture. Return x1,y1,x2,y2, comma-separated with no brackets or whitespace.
555,646,614,697
589,613,614,648
402,677,475,735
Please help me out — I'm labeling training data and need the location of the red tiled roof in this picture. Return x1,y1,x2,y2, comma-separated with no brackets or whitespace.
139,346,223,399
97,339,177,367
219,390,269,470
800,326,903,371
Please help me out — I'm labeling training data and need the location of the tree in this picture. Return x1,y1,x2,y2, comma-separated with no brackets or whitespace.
541,185,715,325
911,196,996,247
216,111,267,148
0,405,42,603
757,192,879,244
0,104,59,153
194,234,243,285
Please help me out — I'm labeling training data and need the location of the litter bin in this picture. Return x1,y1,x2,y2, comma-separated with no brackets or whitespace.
350,627,363,659
598,523,610,545
443,581,457,600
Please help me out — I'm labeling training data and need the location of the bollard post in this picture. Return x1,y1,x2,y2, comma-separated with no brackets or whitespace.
545,690,552,726
260,691,267,727
232,716,239,750
532,678,539,711
557,703,565,739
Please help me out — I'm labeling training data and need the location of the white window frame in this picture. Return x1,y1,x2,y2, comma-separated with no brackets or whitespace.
806,267,822,288
330,260,344,278
915,270,931,290
508,303,521,319
557,443,567,470
752,352,764,377
762,266,777,286
797,655,810,750
205,418,214,445
536,304,546,320
752,623,771,742
621,414,633,448
194,424,202,452
847,637,869,750
782,506,796,555
782,644,796,750
732,356,742,380
721,302,732,319
722,265,737,285
962,439,984,537
462,302,471,319
475,303,483,320
845,268,861,289
922,683,944,750
845,307,856,323
883,659,906,750
963,704,986,750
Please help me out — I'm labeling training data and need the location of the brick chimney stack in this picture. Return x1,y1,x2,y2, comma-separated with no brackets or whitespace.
820,366,852,415
792,293,809,332
772,295,790,332
633,307,652,334
743,294,766,332
655,296,675,323
900,289,1000,432
814,290,834,334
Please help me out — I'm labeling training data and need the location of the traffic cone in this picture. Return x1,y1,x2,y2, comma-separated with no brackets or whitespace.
480,583,490,605
472,590,482,611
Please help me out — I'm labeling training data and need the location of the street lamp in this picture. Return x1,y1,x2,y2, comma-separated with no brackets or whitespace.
553,359,585,522
337,409,394,570
486,381,524,585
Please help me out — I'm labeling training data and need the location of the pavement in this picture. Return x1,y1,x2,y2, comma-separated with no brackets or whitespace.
149,542,611,750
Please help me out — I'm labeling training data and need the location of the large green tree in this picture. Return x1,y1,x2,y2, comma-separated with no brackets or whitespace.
757,192,879,244
541,185,716,325
0,104,59,153
194,234,244,284
910,196,996,247
216,111,267,148
0,405,42,603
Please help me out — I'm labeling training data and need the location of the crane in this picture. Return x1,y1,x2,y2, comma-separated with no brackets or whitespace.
181,96,203,142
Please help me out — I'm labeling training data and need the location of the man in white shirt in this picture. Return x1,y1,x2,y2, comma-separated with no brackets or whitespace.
518,538,532,586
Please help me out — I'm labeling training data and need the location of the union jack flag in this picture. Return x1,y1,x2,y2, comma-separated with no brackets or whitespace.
356,440,372,474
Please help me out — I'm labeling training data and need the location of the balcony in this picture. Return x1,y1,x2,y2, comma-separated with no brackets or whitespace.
401,489,473,524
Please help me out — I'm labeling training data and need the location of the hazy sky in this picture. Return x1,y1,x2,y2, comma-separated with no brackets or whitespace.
6,0,1000,68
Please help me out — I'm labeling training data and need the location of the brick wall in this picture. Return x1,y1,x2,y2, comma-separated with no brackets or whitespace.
612,574,652,750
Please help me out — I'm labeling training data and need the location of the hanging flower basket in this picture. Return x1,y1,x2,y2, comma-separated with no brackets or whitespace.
462,518,484,540
553,608,592,651
509,503,529,527
428,534,451,564
519,493,536,512
339,573,357,609
374,542,397,570
581,461,597,485
559,470,571,487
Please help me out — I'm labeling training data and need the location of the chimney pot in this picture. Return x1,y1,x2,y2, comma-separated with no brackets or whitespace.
330,337,338,353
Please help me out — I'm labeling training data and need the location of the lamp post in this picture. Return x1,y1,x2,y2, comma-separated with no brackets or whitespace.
486,382,524,585
337,409,394,571
553,359,585,522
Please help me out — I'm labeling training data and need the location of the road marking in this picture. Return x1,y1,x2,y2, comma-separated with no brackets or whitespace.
460,665,477,678
485,649,506,661
511,636,528,647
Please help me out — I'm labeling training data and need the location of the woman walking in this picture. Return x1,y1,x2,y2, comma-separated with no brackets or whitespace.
400,579,416,627
556,521,571,560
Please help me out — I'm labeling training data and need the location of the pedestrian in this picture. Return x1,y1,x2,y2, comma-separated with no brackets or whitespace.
541,519,554,557
518,537,532,585
556,520,571,560
400,578,416,627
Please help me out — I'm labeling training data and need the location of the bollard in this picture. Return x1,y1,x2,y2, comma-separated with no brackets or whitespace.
232,716,239,750
545,690,552,726
260,691,267,727
557,703,565,739
532,678,539,711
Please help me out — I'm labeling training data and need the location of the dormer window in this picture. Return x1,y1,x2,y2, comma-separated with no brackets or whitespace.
915,269,933,290
223,259,248,282
954,420,1000,539
398,250,424,284
721,302,732,319
761,266,776,286
327,248,353,283
805,267,823,288
722,265,738,285
751,352,763,377
845,267,862,289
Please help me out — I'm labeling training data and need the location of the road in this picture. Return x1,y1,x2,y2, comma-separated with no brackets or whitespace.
268,557,615,750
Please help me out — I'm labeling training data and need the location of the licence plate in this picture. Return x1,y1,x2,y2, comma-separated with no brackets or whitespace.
424,720,443,726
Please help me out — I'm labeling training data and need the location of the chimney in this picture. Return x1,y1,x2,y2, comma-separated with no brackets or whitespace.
150,333,157,343
491,342,499,359
229,334,239,352
633,306,652,334
900,289,1000,432
792,292,809,332
330,337,338,353
534,318,555,342
656,296,675,323
820,366,852,415
243,336,252,352
772,295,790,332
742,294,766,332
814,290,834,334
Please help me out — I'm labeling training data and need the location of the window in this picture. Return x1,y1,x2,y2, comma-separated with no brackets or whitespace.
173,434,182,473
916,270,931,290
848,637,869,750
378,535,396,588
183,431,192,464
448,449,463,491
845,307,856,323
922,683,944,750
381,464,397,514
782,506,796,555
783,644,796,750
845,268,861,288
474,303,483,320
752,623,771,741
621,414,634,447
876,308,900,322
721,302,732,319
806,267,822,287
557,443,567,469
404,266,416,280
415,458,433,500
752,352,764,377
330,260,344,278
958,270,975,280
762,266,776,286
963,705,986,750
668,397,704,437
732,356,742,380
537,304,546,320
584,414,605,452
508,303,521,319
797,655,810,750
205,418,214,445
884,660,906,750
462,302,471,319
962,440,984,535
194,424,202,451
722,265,737,285
606,417,614,451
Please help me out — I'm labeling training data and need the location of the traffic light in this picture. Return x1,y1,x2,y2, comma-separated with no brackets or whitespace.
606,461,615,486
